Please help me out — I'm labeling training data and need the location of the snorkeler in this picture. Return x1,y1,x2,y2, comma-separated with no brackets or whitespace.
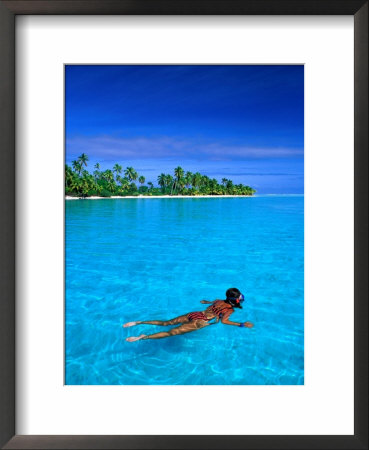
123,287,253,342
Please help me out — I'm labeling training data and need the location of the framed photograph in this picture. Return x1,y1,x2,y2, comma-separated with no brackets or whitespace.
0,1,367,449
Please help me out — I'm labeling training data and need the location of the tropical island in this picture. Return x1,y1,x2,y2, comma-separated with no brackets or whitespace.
65,153,256,198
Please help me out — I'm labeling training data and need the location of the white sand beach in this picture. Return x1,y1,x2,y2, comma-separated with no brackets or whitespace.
65,195,252,200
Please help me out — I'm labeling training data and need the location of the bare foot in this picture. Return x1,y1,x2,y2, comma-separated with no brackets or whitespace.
123,321,138,328
126,334,146,342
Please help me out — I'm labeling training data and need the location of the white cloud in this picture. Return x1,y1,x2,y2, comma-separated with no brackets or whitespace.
66,135,303,162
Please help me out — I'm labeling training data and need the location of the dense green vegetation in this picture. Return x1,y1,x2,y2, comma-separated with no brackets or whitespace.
65,154,256,197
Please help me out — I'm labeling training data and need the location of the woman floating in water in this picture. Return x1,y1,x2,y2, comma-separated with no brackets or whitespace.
123,287,253,342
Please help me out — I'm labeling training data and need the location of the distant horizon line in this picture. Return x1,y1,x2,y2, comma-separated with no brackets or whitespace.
257,193,304,196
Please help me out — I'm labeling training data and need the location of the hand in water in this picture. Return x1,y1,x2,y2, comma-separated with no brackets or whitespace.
243,322,254,328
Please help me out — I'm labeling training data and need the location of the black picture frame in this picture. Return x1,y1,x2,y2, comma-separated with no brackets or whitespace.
0,1,367,449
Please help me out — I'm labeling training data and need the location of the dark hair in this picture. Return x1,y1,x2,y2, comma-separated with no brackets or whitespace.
225,287,243,309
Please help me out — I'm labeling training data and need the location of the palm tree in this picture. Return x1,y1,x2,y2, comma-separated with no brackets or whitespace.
121,177,129,189
69,177,81,194
172,166,184,194
93,170,101,181
124,167,138,183
201,175,210,187
72,160,82,175
192,172,202,189
80,179,90,197
226,179,233,188
107,180,116,192
113,164,122,180
225,179,234,194
158,173,168,191
70,152,258,198
65,149,257,198
65,164,73,188
174,166,184,183
165,175,173,193
185,171,193,187
129,182,138,193
78,153,89,169
184,171,193,189
103,169,114,182
157,173,166,189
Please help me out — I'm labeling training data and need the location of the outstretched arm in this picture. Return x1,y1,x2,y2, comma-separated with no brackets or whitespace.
220,310,253,327
200,298,221,304
221,318,253,327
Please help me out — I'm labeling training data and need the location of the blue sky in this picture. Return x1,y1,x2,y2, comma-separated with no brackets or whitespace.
65,65,304,193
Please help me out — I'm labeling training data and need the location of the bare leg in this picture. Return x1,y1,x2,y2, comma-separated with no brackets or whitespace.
123,314,189,328
126,320,210,342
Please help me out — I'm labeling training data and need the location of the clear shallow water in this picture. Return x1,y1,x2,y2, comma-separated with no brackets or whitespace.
65,196,304,385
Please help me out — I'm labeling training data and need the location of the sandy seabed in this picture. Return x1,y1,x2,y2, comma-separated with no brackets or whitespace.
65,195,252,200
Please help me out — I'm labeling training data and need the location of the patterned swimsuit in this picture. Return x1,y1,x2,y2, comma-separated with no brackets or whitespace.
187,301,233,322
187,311,210,322
209,300,233,318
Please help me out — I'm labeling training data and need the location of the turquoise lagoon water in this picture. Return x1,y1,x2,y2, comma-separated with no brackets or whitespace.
65,196,304,385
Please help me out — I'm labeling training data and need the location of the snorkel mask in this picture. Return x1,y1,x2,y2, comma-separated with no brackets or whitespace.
228,293,245,307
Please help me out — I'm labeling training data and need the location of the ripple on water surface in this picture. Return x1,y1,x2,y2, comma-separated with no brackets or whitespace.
65,196,304,385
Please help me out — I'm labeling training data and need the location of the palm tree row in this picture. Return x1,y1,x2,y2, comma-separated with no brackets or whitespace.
65,154,255,197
